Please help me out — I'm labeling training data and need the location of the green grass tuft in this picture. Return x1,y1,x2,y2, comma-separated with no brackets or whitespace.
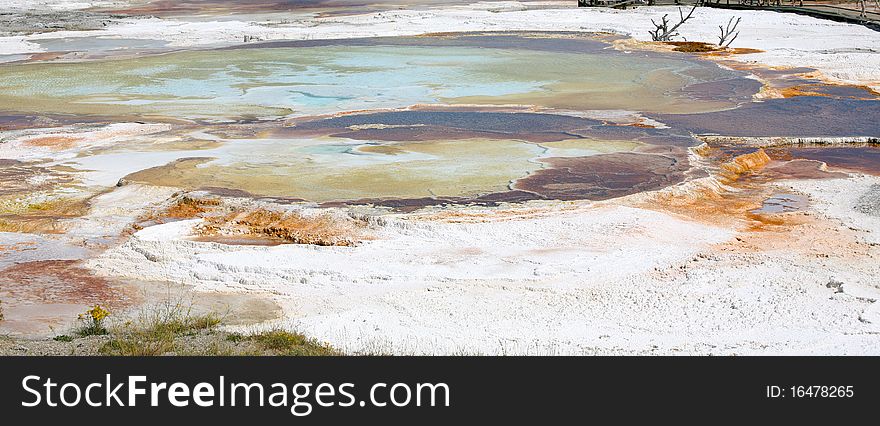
241,329,339,356
99,301,221,356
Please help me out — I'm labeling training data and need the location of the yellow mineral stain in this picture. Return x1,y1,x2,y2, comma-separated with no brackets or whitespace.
124,138,545,202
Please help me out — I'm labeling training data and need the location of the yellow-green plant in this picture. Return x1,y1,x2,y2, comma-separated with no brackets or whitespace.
76,304,110,337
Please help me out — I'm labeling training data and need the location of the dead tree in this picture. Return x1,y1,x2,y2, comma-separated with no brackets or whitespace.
717,16,741,47
648,4,698,42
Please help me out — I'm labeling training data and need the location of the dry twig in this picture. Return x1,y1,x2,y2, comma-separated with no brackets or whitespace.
649,4,698,42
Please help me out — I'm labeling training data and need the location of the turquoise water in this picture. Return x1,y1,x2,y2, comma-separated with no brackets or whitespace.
0,36,751,120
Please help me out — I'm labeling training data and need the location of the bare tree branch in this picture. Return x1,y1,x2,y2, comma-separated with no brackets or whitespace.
648,4,698,42
718,16,741,47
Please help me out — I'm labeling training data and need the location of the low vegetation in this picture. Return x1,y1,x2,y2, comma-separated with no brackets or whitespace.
75,304,110,337
27,300,340,356
99,301,221,356
227,329,340,356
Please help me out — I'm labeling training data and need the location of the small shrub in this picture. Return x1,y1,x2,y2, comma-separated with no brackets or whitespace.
225,333,245,343
0,299,4,321
75,305,110,337
100,330,176,356
100,301,221,356
53,335,74,342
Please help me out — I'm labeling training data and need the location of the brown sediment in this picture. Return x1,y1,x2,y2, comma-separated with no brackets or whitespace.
640,182,764,228
22,135,80,150
198,208,368,247
719,210,870,258
717,149,772,184
665,41,720,53
744,206,812,231
690,143,713,157
512,152,690,201
0,260,143,337
618,38,763,57
777,83,880,99
0,217,66,234
128,194,223,235
163,196,221,219
623,122,657,128
0,260,132,308
26,52,68,62
778,85,833,98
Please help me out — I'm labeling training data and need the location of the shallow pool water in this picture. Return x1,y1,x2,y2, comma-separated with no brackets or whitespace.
7,33,873,207
0,34,753,121
116,108,699,202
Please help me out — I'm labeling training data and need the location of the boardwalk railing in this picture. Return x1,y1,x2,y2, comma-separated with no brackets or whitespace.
577,0,880,30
